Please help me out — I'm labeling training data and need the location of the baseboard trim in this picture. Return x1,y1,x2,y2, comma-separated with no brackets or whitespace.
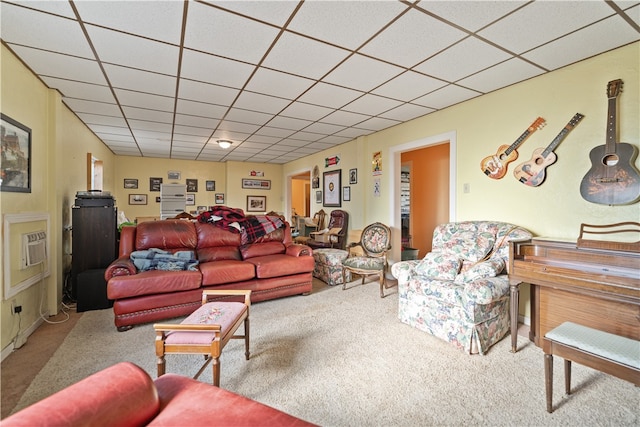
1,313,48,362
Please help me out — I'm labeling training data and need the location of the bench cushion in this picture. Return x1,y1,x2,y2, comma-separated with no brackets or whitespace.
545,322,640,369
165,302,247,345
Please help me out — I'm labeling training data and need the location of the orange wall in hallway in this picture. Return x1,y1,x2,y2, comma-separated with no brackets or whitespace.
401,143,450,257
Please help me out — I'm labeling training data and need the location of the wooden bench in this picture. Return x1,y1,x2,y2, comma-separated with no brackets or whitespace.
543,322,640,413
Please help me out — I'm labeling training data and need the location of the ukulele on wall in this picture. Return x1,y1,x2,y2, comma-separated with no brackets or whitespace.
580,79,640,205
480,117,546,179
513,113,585,187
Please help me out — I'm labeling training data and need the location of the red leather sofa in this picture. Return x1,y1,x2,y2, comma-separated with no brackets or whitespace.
105,219,314,330
1,362,315,426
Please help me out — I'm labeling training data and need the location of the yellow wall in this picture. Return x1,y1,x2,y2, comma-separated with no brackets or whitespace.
1,44,115,351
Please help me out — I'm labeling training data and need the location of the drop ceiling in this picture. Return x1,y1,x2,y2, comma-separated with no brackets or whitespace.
1,1,638,164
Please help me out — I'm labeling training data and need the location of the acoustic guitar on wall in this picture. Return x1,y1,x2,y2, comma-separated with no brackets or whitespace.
580,79,640,205
480,117,546,179
513,113,584,187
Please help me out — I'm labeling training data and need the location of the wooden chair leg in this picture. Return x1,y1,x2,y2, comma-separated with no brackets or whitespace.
212,357,220,387
545,353,553,413
379,273,385,298
564,359,572,395
157,355,166,377
244,318,250,360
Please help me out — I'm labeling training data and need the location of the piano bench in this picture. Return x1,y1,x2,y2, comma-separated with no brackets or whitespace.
543,322,640,413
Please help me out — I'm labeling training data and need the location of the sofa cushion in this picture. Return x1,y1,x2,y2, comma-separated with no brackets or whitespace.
415,252,462,280
198,246,242,262
200,260,256,286
247,254,316,279
195,221,242,248
136,220,197,251
240,241,285,259
454,258,506,284
108,270,202,299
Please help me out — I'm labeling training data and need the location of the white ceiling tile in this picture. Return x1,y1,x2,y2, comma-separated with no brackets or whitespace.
87,124,130,136
359,9,467,68
233,92,291,114
9,45,106,84
356,117,401,132
318,135,352,145
245,135,284,145
184,1,279,63
173,134,208,144
372,71,447,101
96,133,135,143
321,110,370,127
85,25,180,75
412,84,481,110
175,99,228,120
115,89,174,112
178,79,239,106
262,32,350,80
180,50,255,88
303,122,346,135
414,38,512,82
379,104,435,122
77,113,127,127
343,94,403,116
42,77,115,103
103,64,177,97
289,1,407,50
63,98,120,116
266,116,312,131
74,1,184,44
174,114,219,130
1,4,93,58
121,106,173,122
174,124,215,137
623,4,640,26
419,1,527,32
478,1,614,54
522,14,640,70
457,58,545,93
217,121,261,134
254,127,296,138
133,130,172,141
297,83,363,109
129,120,173,134
335,128,372,139
203,1,298,26
287,132,323,142
278,139,311,148
245,68,315,99
323,54,404,92
224,108,274,126
280,102,334,122
5,1,76,18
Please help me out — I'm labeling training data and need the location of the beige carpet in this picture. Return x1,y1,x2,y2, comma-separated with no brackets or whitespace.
11,279,640,426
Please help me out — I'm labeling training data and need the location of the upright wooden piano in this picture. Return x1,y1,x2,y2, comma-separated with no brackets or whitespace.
508,223,640,353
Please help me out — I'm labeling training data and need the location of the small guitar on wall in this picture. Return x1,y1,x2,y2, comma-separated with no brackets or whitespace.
580,79,640,205
480,117,546,179
513,113,585,187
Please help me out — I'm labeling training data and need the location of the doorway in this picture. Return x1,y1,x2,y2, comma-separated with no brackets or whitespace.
290,171,311,230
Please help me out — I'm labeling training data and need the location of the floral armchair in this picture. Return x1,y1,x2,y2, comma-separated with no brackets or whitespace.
391,221,532,354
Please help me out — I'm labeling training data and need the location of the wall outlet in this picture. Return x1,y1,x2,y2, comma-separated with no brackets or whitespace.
463,183,470,193
11,299,17,316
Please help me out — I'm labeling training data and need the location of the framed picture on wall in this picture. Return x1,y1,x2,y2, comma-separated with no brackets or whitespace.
215,193,224,204
343,186,351,201
315,190,322,204
186,194,195,206
124,178,138,189
349,168,357,184
1,113,31,193
150,177,162,191
186,179,198,192
323,170,341,207
206,180,215,191
247,195,266,212
129,194,147,205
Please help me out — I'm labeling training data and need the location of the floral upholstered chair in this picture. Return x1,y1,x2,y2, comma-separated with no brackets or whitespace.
391,221,532,354
342,222,394,298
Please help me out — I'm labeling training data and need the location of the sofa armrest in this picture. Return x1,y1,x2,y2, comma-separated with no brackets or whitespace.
391,260,420,284
462,275,510,304
1,362,159,427
105,256,137,281
286,243,312,257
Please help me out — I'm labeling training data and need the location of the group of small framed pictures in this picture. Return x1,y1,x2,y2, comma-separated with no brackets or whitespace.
314,168,356,208
123,172,223,206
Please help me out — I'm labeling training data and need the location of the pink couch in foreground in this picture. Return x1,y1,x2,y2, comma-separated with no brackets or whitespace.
105,219,315,330
1,362,315,426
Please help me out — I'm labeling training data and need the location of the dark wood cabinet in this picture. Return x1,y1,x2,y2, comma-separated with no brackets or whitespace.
71,205,117,300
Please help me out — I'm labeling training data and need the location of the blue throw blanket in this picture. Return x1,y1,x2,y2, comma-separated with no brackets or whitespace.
130,248,199,272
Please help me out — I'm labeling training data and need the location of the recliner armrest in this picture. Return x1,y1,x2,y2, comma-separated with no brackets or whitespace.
105,256,137,281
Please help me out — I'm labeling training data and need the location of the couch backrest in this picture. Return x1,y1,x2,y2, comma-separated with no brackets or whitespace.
195,221,243,262
432,221,532,264
135,220,198,252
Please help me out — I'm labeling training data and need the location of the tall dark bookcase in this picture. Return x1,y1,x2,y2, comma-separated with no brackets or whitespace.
71,199,117,306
